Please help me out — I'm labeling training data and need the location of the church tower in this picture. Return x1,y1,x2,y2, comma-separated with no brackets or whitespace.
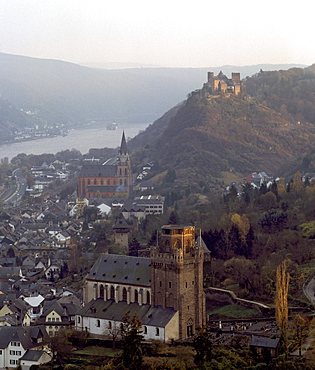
151,225,206,339
117,131,132,196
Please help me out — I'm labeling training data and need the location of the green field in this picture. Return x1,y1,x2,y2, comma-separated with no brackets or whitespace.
208,304,261,320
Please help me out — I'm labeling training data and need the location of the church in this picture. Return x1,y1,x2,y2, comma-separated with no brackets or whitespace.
77,132,133,199
76,225,207,342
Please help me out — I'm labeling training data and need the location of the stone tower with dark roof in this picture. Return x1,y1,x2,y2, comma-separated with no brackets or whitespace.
117,131,133,196
151,225,206,339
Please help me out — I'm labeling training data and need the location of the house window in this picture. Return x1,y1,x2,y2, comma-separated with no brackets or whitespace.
10,350,16,355
87,179,90,185
107,179,110,185
146,291,150,304
0,350,2,355
155,327,159,336
16,351,21,356
120,179,123,185
56,318,60,322
78,316,81,324
94,179,97,185
169,282,172,289
101,179,104,185
144,326,147,334
96,320,100,327
108,321,112,329
10,360,18,365
134,289,138,303
159,281,162,288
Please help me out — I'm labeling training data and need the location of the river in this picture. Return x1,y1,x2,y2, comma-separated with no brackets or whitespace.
0,122,150,161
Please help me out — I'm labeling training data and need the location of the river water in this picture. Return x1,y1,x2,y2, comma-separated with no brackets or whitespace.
0,122,150,161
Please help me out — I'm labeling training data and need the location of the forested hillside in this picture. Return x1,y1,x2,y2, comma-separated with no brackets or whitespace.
245,64,315,125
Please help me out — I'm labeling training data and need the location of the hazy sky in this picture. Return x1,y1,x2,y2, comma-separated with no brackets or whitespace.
0,0,314,68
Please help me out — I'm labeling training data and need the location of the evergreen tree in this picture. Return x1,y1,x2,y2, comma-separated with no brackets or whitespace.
129,238,141,256
193,327,212,368
120,312,144,370
168,210,179,224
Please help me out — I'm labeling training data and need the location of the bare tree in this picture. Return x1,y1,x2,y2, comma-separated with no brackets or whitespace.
103,321,121,349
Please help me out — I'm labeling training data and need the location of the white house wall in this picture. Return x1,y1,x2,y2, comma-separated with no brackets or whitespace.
75,316,165,342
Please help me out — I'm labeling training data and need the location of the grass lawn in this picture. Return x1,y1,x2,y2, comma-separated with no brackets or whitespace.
208,304,261,320
73,346,120,357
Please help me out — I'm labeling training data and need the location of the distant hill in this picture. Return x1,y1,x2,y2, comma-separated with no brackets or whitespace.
130,66,315,189
0,52,305,131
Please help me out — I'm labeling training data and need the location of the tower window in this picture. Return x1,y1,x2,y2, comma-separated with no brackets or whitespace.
159,281,162,288
169,282,172,289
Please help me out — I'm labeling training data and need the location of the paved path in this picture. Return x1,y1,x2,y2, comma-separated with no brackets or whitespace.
303,277,315,305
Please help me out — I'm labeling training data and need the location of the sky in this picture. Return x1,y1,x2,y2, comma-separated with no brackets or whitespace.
0,0,314,68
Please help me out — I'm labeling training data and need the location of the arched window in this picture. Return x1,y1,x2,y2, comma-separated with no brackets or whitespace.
110,286,115,300
120,179,123,185
96,319,100,327
123,287,127,301
100,179,103,185
94,179,97,185
146,291,150,304
120,168,122,175
99,285,104,299
125,168,127,175
187,318,194,337
134,289,138,303
108,321,112,329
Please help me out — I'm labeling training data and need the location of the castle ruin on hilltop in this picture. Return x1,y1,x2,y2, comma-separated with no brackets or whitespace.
189,71,243,99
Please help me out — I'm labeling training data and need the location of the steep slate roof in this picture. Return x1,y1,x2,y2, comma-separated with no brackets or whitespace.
250,336,280,349
77,299,177,328
0,326,49,349
86,254,151,287
119,131,128,155
79,164,117,178
20,349,44,361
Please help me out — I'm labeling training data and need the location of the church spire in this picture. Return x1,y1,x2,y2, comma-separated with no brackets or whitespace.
119,131,128,155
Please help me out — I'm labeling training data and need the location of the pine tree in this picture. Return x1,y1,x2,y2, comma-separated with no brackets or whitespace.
120,312,144,370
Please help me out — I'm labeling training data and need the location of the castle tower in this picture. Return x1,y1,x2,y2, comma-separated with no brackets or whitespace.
117,131,133,196
151,225,206,339
113,213,130,251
